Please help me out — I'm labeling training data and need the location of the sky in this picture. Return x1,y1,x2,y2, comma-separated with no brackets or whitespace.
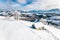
0,0,60,10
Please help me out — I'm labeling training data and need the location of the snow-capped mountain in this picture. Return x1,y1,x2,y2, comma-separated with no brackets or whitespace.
19,8,60,13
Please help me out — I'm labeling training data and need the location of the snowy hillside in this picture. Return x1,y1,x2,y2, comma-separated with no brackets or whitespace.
0,19,60,40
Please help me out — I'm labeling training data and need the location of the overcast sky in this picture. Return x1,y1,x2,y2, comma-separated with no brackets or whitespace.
0,0,60,10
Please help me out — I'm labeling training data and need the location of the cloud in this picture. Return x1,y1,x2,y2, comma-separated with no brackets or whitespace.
0,0,60,10
0,0,19,10
22,0,60,10
0,0,33,10
17,0,26,4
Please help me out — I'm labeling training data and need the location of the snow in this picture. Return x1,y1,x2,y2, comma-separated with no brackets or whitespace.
49,16,60,20
0,16,15,21
34,22,44,28
34,21,60,40
0,18,60,40
0,16,5,20
19,20,34,27
44,25,60,40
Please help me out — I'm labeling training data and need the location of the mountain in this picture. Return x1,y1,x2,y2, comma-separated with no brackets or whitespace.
0,8,60,13
20,9,60,13
49,9,60,12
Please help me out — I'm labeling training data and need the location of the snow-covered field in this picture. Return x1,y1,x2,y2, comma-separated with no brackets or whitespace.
0,17,60,40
